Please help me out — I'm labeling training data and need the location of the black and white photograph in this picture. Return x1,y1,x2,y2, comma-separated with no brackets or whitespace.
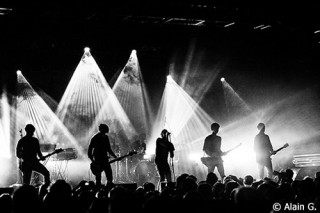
1,1,320,212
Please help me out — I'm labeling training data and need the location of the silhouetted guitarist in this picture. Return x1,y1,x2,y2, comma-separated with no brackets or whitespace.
88,124,118,187
203,122,225,180
254,123,275,179
16,124,51,186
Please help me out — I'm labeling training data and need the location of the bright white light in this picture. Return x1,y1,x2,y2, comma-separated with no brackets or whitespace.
194,20,205,26
89,52,138,141
221,79,254,116
221,77,225,82
143,154,153,160
16,72,84,158
167,75,172,80
188,152,202,163
223,142,257,178
0,7,12,15
57,48,125,148
254,25,264,29
224,22,235,28
84,47,90,53
260,25,271,30
16,70,22,75
0,91,11,158
111,48,150,139
148,74,214,172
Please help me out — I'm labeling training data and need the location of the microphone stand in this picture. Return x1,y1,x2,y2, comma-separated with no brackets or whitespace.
168,134,176,182
18,129,23,184
171,158,175,182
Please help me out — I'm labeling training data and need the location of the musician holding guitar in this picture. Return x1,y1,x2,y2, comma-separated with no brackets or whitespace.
88,124,118,187
16,124,51,186
254,123,276,180
203,123,226,180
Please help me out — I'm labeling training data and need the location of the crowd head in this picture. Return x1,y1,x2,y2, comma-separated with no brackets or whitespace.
1,170,319,213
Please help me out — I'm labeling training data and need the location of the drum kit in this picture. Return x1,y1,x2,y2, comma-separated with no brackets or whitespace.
113,149,158,185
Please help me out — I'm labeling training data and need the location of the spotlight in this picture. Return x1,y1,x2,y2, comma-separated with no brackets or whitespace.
220,77,225,82
84,47,90,53
167,75,172,80
16,70,22,75
188,152,202,163
143,154,152,160
132,49,137,54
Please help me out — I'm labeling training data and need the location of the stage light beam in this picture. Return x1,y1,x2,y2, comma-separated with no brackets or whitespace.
16,72,84,158
221,78,255,121
111,49,154,139
148,75,217,180
0,90,11,158
57,47,116,147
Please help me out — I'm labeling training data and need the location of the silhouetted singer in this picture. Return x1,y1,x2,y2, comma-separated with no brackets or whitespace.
155,129,175,188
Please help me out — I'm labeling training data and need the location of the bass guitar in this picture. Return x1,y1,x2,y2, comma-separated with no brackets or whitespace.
90,150,137,175
256,143,289,164
41,148,64,160
19,148,64,172
270,143,289,157
109,150,138,163
201,143,241,168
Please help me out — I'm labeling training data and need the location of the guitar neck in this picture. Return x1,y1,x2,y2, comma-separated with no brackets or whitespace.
41,149,63,160
225,144,241,155
272,144,288,156
108,150,137,164
42,153,54,160
274,147,285,154
109,155,129,164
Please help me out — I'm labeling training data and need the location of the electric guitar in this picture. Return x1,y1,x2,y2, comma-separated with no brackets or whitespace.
256,143,289,164
109,150,138,163
270,143,289,157
201,143,242,168
19,148,64,172
41,148,64,160
90,150,137,175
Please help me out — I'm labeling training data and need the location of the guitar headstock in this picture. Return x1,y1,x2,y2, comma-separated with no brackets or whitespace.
283,143,289,148
55,148,64,154
129,150,138,156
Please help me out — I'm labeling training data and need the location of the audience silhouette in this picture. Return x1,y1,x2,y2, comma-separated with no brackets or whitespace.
1,169,320,213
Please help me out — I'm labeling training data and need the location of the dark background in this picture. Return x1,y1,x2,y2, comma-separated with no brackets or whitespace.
1,0,320,121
